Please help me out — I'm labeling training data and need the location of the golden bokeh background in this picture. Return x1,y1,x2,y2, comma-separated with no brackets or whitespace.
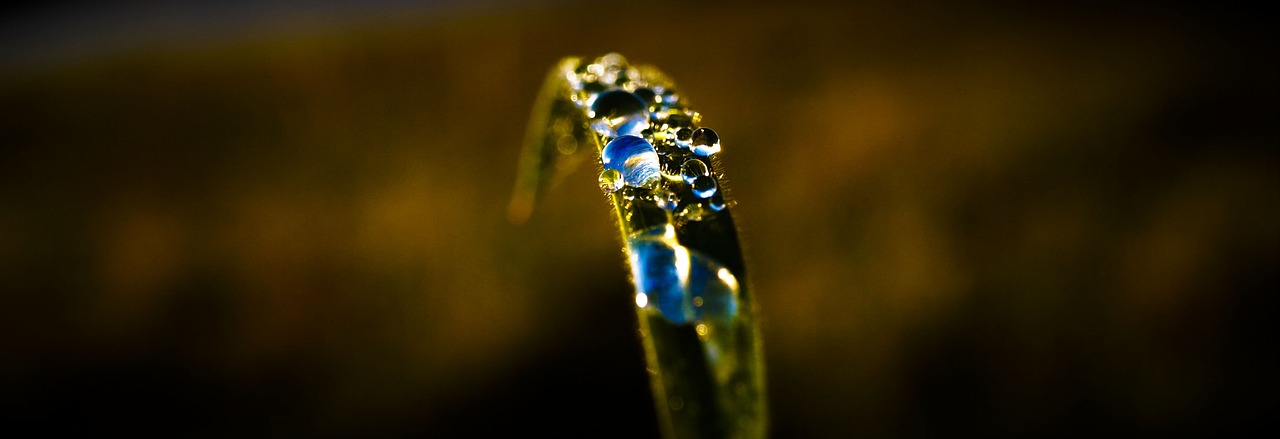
2,1,1274,436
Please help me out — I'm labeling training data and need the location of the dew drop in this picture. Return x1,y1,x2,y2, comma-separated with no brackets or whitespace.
680,158,709,184
656,188,680,212
708,196,727,211
599,169,623,193
691,175,717,198
626,230,741,324
633,88,658,106
590,90,649,137
674,127,693,149
691,127,721,156
602,135,662,188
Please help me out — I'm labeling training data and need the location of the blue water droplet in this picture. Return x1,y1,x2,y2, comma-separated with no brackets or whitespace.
708,196,727,211
691,127,720,156
680,158,709,184
656,188,680,211
627,229,740,324
602,135,661,188
591,90,649,137
691,175,717,198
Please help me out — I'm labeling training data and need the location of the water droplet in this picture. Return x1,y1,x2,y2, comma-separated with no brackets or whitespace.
626,229,741,325
708,196,727,211
640,128,654,143
602,135,661,188
680,158,709,184
633,88,658,106
590,90,649,137
599,169,623,193
556,135,577,155
674,128,693,149
691,175,717,198
656,188,680,211
691,127,721,156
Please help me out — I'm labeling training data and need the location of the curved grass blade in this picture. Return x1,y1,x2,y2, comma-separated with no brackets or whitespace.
511,54,767,438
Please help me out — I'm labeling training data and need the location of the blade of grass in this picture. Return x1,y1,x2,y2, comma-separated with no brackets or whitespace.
511,54,767,438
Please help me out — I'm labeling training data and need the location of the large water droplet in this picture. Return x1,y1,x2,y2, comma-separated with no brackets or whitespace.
691,127,721,156
633,88,658,106
599,169,623,194
680,158,709,184
626,229,741,324
591,90,649,137
602,135,661,188
691,175,717,198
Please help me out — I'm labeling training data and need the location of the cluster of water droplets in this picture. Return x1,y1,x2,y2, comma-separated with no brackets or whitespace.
570,54,741,326
573,53,730,224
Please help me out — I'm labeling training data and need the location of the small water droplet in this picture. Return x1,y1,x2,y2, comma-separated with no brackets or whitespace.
590,90,649,137
680,158,709,184
556,135,577,155
708,196,727,211
602,135,661,188
656,188,680,211
691,127,720,156
674,128,693,149
599,169,623,193
691,175,717,198
640,128,654,143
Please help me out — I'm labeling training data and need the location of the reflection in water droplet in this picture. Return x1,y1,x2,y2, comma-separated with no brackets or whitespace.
680,158,709,184
591,90,649,137
691,175,717,198
599,169,623,193
626,229,741,325
691,127,721,156
602,136,661,188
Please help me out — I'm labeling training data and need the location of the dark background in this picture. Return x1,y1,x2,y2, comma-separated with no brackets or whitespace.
2,1,1275,436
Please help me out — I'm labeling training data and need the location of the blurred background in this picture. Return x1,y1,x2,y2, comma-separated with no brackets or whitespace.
1,0,1275,436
